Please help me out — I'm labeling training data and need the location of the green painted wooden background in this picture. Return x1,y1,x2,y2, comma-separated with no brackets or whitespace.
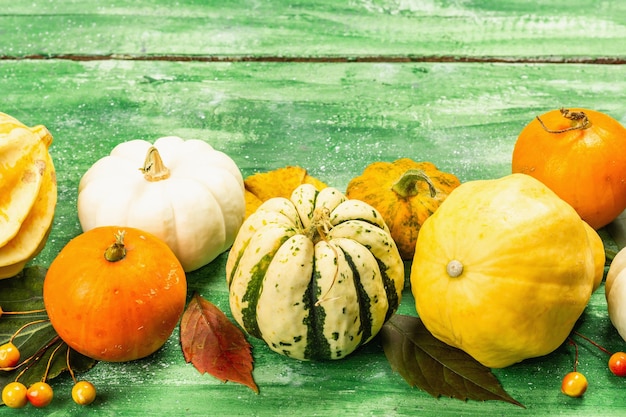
2,0,626,415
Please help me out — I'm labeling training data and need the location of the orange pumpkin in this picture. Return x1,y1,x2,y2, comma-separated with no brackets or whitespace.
345,158,460,260
512,108,626,229
43,226,187,362
244,166,327,218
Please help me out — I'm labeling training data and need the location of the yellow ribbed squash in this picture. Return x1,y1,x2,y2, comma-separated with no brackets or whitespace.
410,173,600,368
0,113,57,279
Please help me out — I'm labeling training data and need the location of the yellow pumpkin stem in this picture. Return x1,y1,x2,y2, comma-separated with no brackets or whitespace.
392,169,437,198
140,146,171,182
104,230,127,262
536,108,592,134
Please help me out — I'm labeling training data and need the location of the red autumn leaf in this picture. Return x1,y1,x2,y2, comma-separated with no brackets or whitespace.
180,293,258,393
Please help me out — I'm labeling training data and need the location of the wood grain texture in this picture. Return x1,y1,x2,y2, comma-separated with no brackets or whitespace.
2,0,626,414
1,59,626,416
1,0,626,59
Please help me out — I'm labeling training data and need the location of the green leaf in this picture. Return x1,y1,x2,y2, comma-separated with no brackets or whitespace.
380,314,524,408
0,267,96,405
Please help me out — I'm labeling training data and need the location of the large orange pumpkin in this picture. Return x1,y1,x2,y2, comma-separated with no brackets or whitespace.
512,108,626,229
43,226,187,362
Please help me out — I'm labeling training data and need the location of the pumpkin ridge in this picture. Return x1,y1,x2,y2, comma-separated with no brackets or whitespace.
377,257,399,321
240,233,292,339
240,235,291,339
303,258,331,360
240,253,273,339
341,248,373,347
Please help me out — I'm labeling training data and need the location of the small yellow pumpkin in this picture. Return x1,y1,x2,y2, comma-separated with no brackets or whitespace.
346,158,460,260
411,173,600,368
77,136,245,272
0,113,57,279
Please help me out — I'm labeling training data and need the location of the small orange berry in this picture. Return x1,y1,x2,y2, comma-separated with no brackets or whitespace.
72,380,96,405
561,371,588,398
0,342,21,369
26,381,54,408
609,352,626,377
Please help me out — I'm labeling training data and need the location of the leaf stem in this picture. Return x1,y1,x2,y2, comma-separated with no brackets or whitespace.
13,335,61,382
42,342,65,382
9,319,50,344
0,307,47,317
573,330,613,356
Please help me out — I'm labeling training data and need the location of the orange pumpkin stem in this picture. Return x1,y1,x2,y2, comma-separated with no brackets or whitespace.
104,231,127,262
392,169,437,198
536,108,592,134
140,146,171,182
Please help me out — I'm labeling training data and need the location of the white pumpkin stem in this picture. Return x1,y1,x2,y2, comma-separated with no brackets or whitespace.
140,146,171,182
104,230,127,262
392,169,437,198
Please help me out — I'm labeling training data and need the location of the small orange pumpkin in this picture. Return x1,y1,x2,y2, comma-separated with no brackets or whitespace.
43,226,187,362
346,158,460,260
512,108,626,229
244,166,327,218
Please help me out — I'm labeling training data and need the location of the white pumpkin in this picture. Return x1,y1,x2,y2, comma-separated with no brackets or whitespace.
77,136,245,272
606,247,626,342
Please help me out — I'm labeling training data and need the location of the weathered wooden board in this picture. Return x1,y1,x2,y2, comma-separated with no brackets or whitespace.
1,0,626,59
1,59,626,416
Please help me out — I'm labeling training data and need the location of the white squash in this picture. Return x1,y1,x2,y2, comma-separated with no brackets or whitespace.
606,247,626,342
226,184,405,360
77,136,245,272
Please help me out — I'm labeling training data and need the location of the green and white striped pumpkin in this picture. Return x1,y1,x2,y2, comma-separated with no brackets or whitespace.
226,184,404,360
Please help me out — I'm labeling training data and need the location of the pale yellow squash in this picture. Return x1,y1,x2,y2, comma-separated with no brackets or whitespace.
411,173,598,368
0,114,57,278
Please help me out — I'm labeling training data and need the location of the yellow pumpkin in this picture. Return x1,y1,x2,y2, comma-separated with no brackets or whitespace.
345,159,460,260
0,113,57,279
411,173,599,368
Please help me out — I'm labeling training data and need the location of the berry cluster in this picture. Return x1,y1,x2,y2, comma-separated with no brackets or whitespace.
0,306,97,408
560,331,626,398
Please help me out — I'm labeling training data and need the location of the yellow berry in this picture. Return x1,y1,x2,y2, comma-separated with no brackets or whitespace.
0,342,21,369
2,382,28,408
72,380,96,405
561,371,588,397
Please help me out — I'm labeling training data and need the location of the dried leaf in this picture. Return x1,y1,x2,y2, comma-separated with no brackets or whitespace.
180,293,258,393
380,314,524,408
0,267,96,405
244,166,327,217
